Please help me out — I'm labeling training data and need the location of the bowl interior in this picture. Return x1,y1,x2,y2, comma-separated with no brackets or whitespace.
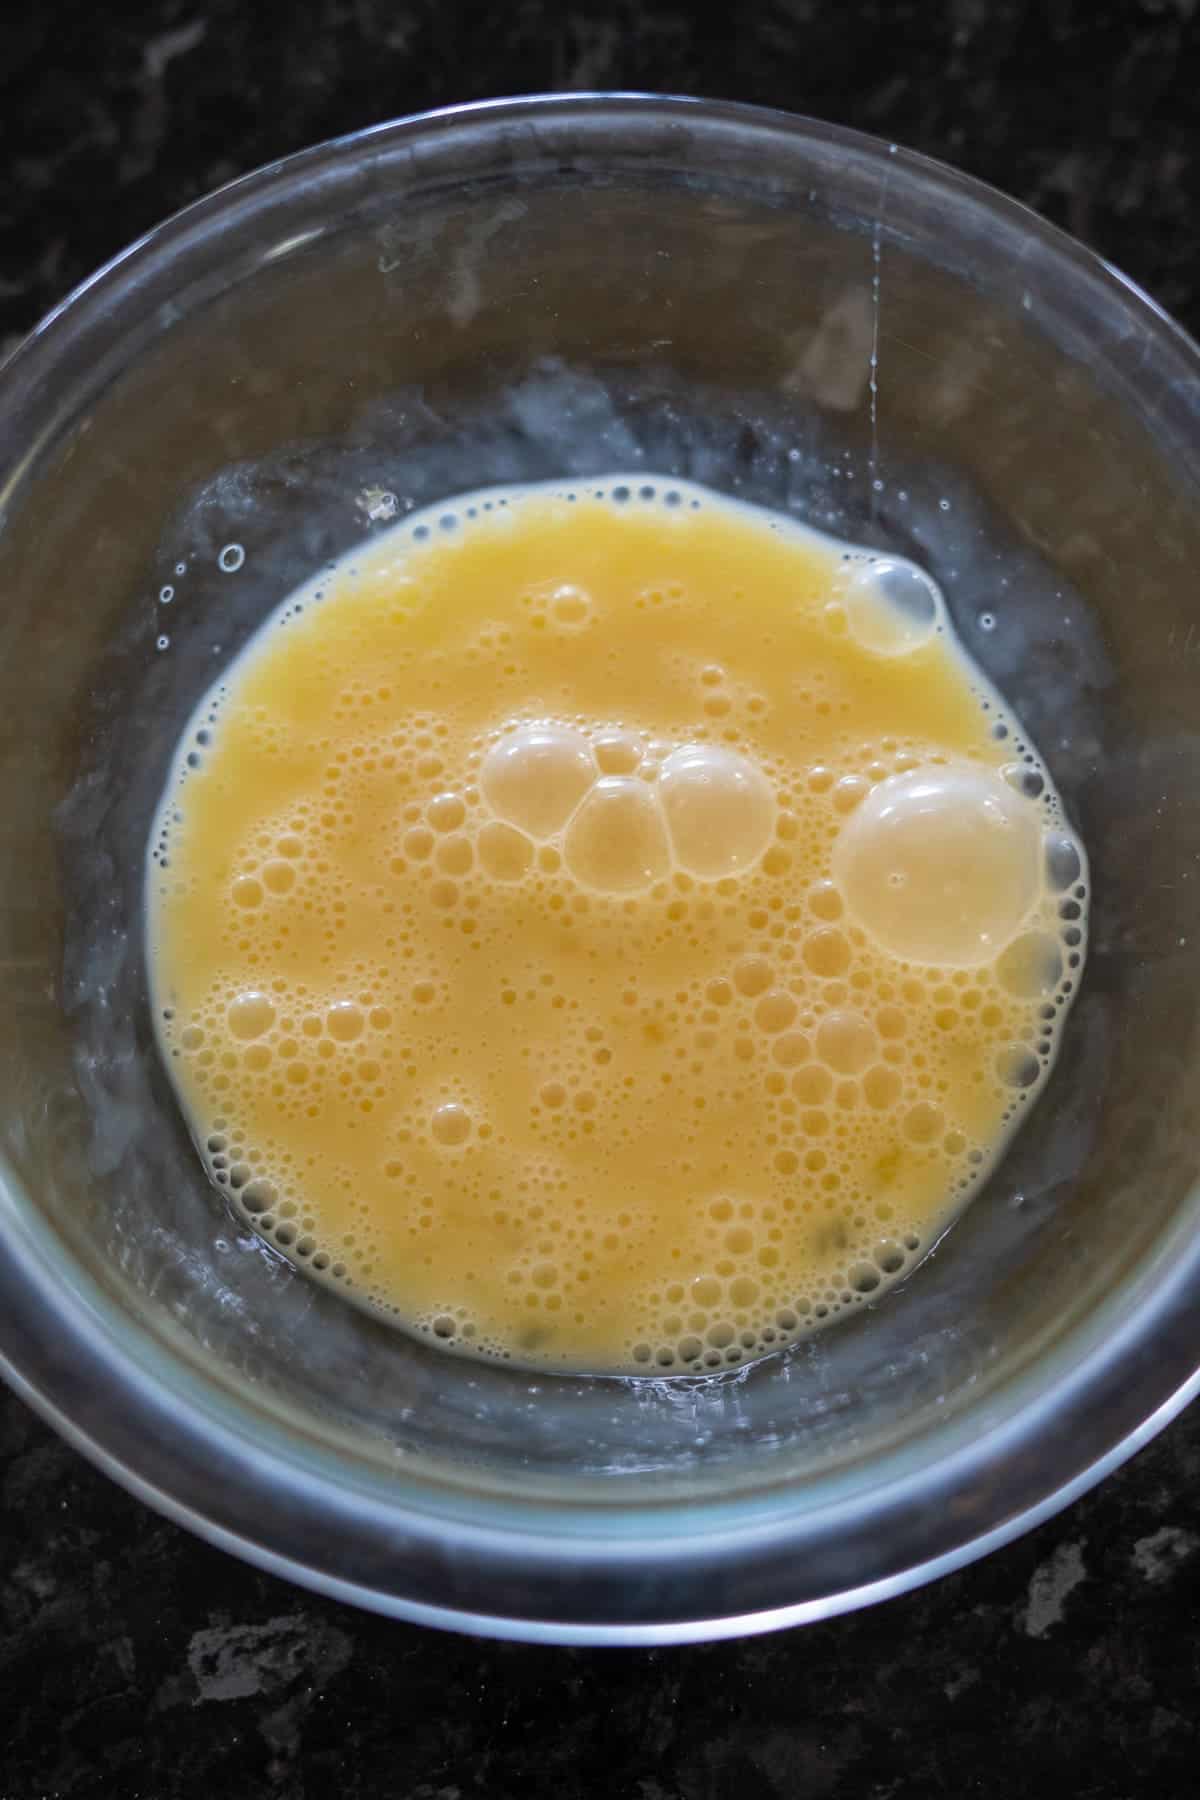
2,100,1200,1616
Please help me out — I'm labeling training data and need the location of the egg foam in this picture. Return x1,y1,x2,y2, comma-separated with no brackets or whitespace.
146,475,1089,1374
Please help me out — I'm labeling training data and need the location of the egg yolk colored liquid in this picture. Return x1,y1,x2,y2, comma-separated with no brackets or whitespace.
147,477,1087,1373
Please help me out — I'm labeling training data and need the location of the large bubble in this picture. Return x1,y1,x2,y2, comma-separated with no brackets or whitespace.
833,763,1042,966
563,776,672,893
658,744,775,879
480,724,596,839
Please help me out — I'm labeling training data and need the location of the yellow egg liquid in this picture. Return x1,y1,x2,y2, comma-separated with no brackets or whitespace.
147,477,1088,1373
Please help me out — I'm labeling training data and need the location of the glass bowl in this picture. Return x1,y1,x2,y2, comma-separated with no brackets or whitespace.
2,94,1200,1645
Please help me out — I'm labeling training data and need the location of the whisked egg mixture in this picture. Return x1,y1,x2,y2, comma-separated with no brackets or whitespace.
147,476,1088,1373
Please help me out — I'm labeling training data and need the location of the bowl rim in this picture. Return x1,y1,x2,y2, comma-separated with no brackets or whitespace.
4,89,1200,1645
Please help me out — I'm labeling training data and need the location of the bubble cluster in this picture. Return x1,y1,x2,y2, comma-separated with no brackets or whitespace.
146,474,1089,1375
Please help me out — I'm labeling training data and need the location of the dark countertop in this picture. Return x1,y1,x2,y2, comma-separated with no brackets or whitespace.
4,4,1200,1796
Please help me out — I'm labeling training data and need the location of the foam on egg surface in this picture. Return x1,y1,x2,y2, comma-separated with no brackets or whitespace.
146,475,1088,1373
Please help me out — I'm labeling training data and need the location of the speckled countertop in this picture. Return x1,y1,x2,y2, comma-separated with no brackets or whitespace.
4,4,1200,1796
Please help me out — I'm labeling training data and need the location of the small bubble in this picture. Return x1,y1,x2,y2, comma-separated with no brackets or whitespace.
436,834,474,876
427,792,466,832
755,990,798,1035
803,929,851,977
240,1179,277,1215
432,1102,471,1146
733,957,773,998
904,1102,944,1143
327,1002,364,1041
403,827,434,861
1045,832,1083,893
832,775,870,814
1003,762,1044,800
793,1064,832,1103
227,992,276,1040
809,880,843,921
262,860,296,895
997,1045,1040,1090
550,584,591,627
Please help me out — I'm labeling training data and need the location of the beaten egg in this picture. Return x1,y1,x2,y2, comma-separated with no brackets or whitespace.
147,476,1088,1372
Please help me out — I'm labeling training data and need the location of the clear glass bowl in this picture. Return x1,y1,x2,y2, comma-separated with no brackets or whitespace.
2,94,1200,1645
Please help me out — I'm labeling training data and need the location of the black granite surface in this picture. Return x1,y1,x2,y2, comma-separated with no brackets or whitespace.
4,3,1200,1795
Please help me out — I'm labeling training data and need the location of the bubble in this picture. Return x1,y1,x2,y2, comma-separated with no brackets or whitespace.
262,860,296,895
1044,831,1084,894
549,584,592,627
755,990,798,1034
428,792,466,832
904,1102,943,1144
997,931,1065,999
1004,763,1045,801
772,1032,811,1068
227,992,276,1040
562,776,671,894
240,1179,277,1215
803,929,851,977
403,826,435,860
477,820,534,881
593,731,641,775
809,880,843,921
834,764,1041,966
218,543,246,573
733,957,772,997
327,1002,364,1042
232,876,263,909
997,1045,1041,1089
481,724,596,838
863,1065,902,1109
849,1261,882,1293
432,1103,471,1146
436,834,474,875
833,775,870,814
658,744,775,879
792,1064,832,1104
816,1011,876,1074
842,557,942,655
